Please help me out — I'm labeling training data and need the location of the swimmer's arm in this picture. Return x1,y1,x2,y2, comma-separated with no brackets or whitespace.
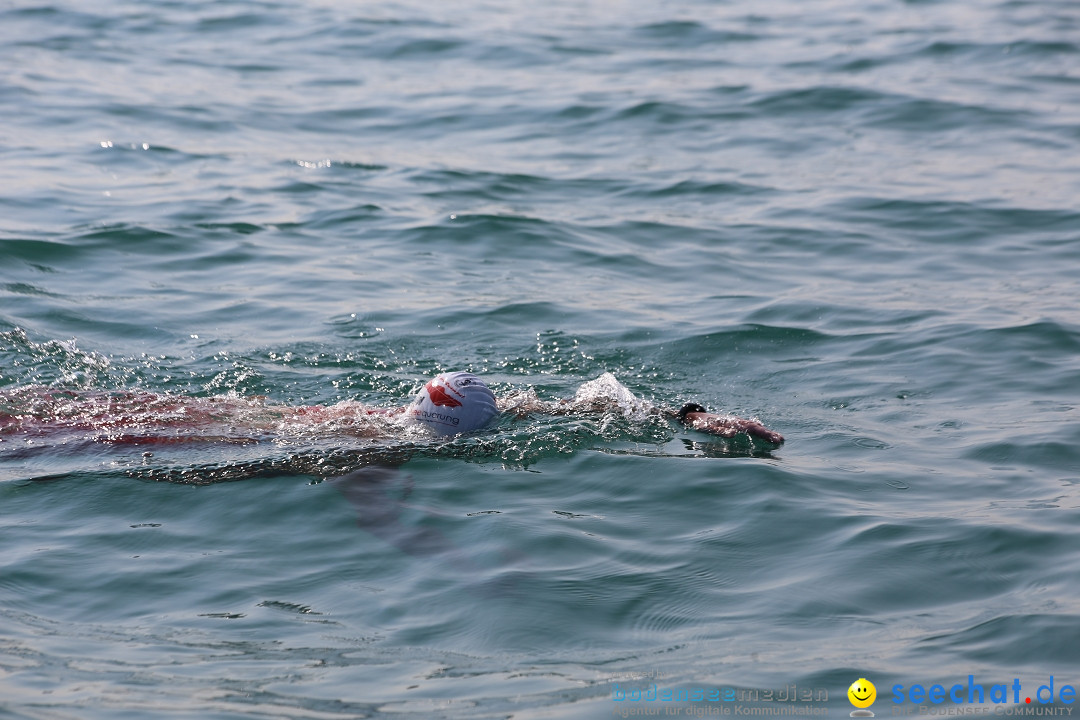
673,403,784,445
497,395,630,417
496,392,569,416
496,393,784,445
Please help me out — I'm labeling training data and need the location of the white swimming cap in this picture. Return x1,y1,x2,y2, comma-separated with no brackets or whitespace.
405,371,499,436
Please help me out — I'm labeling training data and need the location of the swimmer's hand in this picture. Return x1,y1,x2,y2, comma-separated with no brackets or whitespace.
675,403,784,445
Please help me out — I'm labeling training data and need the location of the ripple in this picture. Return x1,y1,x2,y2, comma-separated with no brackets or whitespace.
917,613,1080,667
3,0,1080,715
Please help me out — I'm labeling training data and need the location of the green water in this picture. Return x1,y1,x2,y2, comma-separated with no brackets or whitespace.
2,1,1080,718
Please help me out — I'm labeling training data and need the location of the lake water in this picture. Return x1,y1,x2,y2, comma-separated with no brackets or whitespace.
2,1,1079,718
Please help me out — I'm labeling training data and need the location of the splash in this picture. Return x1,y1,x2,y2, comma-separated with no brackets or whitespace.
0,327,120,389
567,372,657,422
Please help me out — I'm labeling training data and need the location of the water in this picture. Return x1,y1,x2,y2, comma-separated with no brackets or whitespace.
2,0,1080,717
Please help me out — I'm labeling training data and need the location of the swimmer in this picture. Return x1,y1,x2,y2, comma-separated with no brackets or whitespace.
268,370,782,444
404,371,783,444
0,371,783,446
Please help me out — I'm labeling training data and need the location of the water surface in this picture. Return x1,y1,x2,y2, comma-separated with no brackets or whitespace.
2,0,1079,718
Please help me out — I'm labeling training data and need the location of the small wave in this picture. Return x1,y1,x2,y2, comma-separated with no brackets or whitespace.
916,613,1080,667
634,20,762,46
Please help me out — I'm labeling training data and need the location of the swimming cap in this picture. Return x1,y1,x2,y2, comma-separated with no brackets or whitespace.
405,372,499,436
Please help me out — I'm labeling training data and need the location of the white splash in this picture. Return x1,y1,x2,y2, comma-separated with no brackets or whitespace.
569,372,656,422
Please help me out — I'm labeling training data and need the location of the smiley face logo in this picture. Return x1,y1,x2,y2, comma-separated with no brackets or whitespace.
848,678,876,709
